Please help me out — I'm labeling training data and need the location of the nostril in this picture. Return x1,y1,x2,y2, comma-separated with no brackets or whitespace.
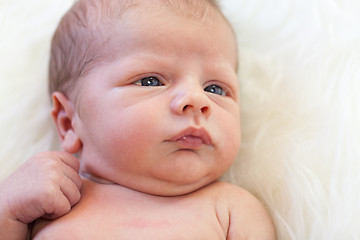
180,104,210,116
201,106,209,114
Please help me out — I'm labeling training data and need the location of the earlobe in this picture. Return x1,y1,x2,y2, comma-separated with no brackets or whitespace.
62,130,82,154
51,92,82,154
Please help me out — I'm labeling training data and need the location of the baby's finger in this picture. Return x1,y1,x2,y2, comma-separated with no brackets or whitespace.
56,151,80,173
60,176,81,207
43,192,71,220
63,164,82,191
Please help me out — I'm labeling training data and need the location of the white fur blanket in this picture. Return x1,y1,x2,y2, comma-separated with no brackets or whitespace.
1,0,359,239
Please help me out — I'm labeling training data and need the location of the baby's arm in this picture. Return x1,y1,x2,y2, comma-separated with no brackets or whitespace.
0,151,82,240
224,185,276,240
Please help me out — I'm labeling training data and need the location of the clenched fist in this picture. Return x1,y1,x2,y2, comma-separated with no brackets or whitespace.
0,151,82,239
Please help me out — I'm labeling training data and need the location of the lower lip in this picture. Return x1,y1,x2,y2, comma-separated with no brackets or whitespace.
176,136,204,148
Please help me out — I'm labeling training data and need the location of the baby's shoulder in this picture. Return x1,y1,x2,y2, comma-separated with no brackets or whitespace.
199,180,257,203
201,181,264,214
202,181,277,240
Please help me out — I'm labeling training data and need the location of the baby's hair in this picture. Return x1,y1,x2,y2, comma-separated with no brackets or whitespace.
48,0,223,97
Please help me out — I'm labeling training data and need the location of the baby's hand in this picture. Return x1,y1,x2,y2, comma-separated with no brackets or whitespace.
0,151,82,224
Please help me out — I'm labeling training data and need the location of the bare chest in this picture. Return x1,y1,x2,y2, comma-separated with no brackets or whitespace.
32,183,228,239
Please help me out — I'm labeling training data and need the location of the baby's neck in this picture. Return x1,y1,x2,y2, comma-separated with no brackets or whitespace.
79,171,115,185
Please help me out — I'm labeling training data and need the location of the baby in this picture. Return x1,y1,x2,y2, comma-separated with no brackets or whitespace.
0,0,276,239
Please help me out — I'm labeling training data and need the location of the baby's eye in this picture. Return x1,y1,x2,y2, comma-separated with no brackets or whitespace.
134,76,163,87
204,84,225,96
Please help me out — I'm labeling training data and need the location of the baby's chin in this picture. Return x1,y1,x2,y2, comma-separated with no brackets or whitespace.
137,170,224,197
138,180,217,197
113,176,216,197
81,171,218,197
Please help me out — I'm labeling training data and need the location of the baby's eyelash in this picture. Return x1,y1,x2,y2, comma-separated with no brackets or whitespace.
133,76,163,87
204,81,233,97
204,84,226,96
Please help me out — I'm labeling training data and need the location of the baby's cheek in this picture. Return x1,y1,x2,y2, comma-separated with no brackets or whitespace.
107,109,160,149
219,120,241,159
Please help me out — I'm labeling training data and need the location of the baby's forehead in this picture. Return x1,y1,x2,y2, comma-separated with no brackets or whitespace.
74,0,222,24
74,0,234,53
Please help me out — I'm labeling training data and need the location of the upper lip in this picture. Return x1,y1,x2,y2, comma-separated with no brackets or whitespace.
169,127,212,146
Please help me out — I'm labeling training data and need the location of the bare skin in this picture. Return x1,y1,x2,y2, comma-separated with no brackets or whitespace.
32,180,275,239
0,0,276,239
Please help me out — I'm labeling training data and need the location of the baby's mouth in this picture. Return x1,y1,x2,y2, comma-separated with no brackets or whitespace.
176,135,206,148
169,127,212,149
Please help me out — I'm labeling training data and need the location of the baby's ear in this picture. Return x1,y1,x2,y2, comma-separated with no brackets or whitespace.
51,92,82,154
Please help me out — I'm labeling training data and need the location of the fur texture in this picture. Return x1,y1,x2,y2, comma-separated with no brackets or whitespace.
1,0,360,239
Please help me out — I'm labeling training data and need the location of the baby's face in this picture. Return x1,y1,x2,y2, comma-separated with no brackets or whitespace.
72,2,240,196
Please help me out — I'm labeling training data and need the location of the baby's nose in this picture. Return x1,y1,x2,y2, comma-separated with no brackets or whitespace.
170,87,212,119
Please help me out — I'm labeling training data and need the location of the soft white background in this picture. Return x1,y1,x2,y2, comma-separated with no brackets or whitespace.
1,0,360,239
